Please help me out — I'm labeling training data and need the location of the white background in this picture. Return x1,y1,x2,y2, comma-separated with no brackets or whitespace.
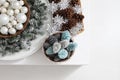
0,0,120,80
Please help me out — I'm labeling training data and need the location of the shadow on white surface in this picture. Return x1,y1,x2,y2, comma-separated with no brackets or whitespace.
0,66,82,80
0,47,89,65
0,59,25,65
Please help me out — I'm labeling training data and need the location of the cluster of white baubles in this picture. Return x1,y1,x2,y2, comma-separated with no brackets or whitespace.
0,0,28,35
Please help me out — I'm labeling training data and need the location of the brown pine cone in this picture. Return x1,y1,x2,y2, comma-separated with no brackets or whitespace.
48,0,61,3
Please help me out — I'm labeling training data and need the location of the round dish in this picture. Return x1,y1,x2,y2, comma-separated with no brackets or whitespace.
43,32,75,62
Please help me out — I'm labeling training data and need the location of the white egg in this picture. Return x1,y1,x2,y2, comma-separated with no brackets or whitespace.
9,28,16,34
11,20,17,25
16,13,27,23
7,23,12,28
1,7,7,13
19,0,24,5
14,9,20,14
0,14,9,25
7,9,14,16
16,23,23,30
0,0,6,5
3,2,9,8
11,1,21,9
0,26,8,35
21,6,28,13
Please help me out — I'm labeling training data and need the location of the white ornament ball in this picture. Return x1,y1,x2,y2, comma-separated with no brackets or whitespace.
0,26,8,34
3,2,9,8
11,1,21,9
7,9,14,16
14,9,20,14
11,20,17,25
16,13,27,23
7,23,12,28
19,1,24,5
16,23,23,30
1,7,7,13
0,0,6,5
0,14,9,25
7,0,16,2
9,16,15,21
21,7,28,13
9,28,16,34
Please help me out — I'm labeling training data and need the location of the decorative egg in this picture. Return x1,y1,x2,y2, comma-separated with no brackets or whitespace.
46,47,54,55
67,42,77,52
11,1,21,9
48,36,58,45
61,30,71,41
0,0,6,5
53,42,61,53
0,26,8,34
7,9,14,16
16,23,23,30
16,13,27,23
58,49,68,59
9,28,16,34
60,40,70,48
44,42,51,50
0,14,9,25
21,7,28,13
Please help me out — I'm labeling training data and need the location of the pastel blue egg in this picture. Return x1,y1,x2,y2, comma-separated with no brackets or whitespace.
61,30,71,41
58,49,68,59
46,47,54,55
67,42,77,51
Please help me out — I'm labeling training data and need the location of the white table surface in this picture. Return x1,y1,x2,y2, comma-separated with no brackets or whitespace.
0,0,120,80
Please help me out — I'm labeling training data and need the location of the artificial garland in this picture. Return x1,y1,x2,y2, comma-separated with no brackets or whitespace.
0,0,47,56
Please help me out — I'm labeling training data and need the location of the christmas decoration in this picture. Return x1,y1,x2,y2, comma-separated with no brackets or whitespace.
67,42,77,52
0,0,29,35
58,49,68,59
48,0,84,35
53,42,61,53
0,0,47,56
43,31,77,62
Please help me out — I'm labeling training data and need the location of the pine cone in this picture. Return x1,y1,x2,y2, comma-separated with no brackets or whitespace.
69,0,80,6
49,0,61,3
